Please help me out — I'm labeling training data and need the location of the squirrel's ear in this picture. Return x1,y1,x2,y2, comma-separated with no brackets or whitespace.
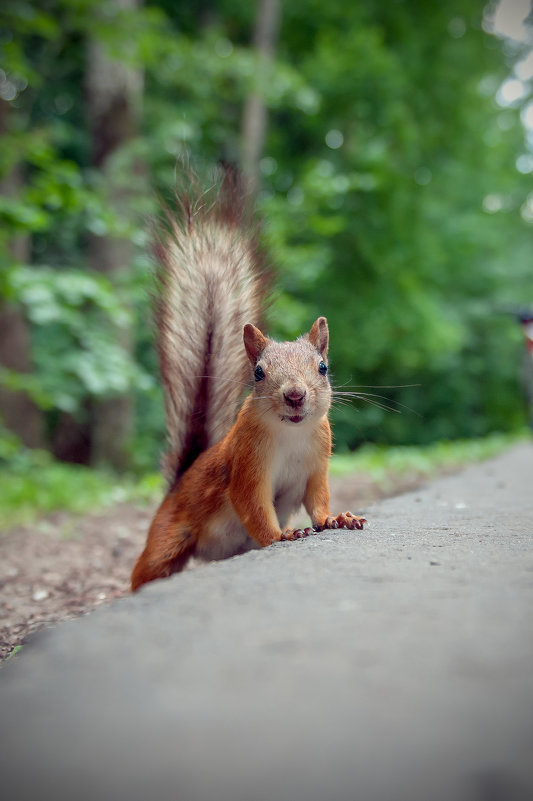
308,316,329,358
243,323,268,364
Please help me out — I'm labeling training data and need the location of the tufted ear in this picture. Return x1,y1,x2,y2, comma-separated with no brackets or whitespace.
308,317,329,358
243,323,268,365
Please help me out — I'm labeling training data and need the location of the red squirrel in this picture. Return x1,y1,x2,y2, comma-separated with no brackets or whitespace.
131,175,365,591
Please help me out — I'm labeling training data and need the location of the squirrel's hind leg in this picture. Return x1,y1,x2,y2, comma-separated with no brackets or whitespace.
130,536,193,591
131,498,196,591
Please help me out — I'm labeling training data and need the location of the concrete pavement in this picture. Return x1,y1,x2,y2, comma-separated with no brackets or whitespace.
1,442,532,801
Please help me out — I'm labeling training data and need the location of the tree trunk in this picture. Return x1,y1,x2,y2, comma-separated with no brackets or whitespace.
241,0,281,195
0,99,44,449
85,0,143,471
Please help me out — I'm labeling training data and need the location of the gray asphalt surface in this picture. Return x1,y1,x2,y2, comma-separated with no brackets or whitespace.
1,442,532,801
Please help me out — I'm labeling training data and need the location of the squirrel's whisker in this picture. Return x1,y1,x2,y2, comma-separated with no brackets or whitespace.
331,389,420,417
334,383,421,390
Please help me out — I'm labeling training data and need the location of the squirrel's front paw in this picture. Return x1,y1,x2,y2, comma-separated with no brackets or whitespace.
281,527,314,541
319,512,366,531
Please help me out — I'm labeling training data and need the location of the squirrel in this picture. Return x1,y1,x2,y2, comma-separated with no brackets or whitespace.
131,172,366,592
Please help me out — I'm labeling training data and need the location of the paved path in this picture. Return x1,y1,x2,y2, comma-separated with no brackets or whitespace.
1,443,532,801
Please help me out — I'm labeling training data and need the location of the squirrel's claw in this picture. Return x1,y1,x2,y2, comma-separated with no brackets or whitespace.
342,511,366,530
279,513,367,544
318,512,366,532
281,527,311,541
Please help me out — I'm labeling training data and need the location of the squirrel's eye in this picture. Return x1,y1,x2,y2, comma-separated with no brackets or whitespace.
254,365,265,381
318,361,328,376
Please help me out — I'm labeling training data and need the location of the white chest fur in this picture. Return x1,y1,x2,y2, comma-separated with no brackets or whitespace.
271,422,316,527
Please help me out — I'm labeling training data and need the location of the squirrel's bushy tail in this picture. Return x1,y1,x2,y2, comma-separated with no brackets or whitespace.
154,170,267,484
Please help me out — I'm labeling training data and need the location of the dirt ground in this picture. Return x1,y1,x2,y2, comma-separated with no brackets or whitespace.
0,471,426,663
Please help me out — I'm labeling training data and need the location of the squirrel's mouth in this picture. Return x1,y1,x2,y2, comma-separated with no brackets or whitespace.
284,414,304,424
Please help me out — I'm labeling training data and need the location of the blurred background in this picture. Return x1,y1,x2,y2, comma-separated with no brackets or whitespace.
1,0,532,510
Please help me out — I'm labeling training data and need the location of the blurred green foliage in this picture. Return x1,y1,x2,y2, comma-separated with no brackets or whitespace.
329,430,524,481
1,0,532,474
2,264,153,410
0,424,162,527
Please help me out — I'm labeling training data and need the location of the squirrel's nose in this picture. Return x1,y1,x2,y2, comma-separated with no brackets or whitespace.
284,387,307,407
